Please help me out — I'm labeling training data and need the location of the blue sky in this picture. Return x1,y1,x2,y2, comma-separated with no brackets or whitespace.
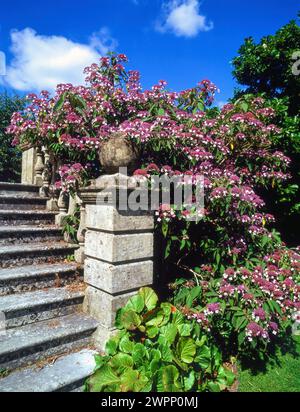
0,0,299,105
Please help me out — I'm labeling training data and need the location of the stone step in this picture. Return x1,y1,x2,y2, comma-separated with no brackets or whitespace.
0,263,82,296
0,196,48,211
0,349,97,392
0,242,78,268
0,210,56,226
0,182,40,198
0,287,85,328
0,314,98,372
0,226,63,245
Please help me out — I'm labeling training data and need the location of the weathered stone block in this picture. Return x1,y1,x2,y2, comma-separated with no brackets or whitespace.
92,327,119,352
83,286,136,328
84,258,153,294
85,205,154,232
85,230,153,263
21,148,36,185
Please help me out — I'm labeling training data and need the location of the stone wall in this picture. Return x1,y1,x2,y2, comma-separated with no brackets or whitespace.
83,204,154,350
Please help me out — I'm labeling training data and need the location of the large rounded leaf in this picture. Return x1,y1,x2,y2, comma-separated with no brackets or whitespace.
194,345,211,370
146,326,159,338
120,309,141,331
120,369,149,392
125,294,145,313
159,324,178,345
87,365,120,392
176,337,196,364
157,365,182,392
184,370,196,391
110,353,133,374
139,287,158,310
132,343,148,366
119,336,135,353
105,337,119,356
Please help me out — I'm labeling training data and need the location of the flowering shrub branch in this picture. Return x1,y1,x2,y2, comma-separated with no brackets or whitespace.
7,53,299,382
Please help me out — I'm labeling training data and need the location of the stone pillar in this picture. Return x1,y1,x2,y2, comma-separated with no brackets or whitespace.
82,174,154,350
21,147,36,185
55,190,68,227
34,148,45,186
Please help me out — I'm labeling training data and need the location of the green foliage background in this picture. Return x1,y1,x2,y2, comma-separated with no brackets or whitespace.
0,93,25,182
232,14,300,245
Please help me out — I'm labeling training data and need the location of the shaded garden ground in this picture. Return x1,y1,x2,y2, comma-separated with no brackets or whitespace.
239,336,300,392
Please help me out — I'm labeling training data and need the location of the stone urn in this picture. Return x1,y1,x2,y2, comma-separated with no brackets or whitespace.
99,132,140,174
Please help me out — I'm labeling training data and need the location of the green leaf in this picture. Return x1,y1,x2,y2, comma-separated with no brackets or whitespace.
194,345,211,369
176,337,196,364
69,93,87,110
53,92,66,111
150,359,160,374
157,365,181,392
87,365,120,392
159,343,173,362
94,354,109,369
238,331,246,347
125,294,145,313
132,343,148,366
139,287,158,311
184,370,195,391
177,323,191,337
150,349,161,362
145,309,164,327
119,336,135,354
119,369,139,392
160,323,178,344
207,382,221,392
172,310,185,326
120,310,141,331
110,353,133,373
147,326,159,338
105,338,118,356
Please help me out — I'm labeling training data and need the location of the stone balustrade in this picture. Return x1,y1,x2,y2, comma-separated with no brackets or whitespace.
21,148,155,351
77,174,154,349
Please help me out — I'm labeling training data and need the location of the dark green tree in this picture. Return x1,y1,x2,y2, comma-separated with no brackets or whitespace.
0,93,25,182
232,15,300,115
232,13,300,245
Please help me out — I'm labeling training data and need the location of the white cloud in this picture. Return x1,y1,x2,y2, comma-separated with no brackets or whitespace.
2,27,117,92
157,0,213,38
217,101,227,109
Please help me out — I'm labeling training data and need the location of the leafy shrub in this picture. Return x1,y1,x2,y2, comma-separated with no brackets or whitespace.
232,15,300,115
0,93,25,182
61,204,80,243
171,248,300,361
232,14,300,244
86,287,236,393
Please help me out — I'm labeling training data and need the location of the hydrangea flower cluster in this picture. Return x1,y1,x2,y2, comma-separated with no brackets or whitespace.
57,163,85,192
182,248,300,349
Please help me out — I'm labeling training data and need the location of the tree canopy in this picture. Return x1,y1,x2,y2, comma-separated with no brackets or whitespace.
232,14,300,115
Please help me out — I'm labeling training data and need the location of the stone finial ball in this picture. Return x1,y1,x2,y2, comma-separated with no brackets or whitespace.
99,132,140,174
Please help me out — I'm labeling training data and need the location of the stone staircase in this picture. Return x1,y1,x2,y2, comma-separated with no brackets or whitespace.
0,182,98,392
